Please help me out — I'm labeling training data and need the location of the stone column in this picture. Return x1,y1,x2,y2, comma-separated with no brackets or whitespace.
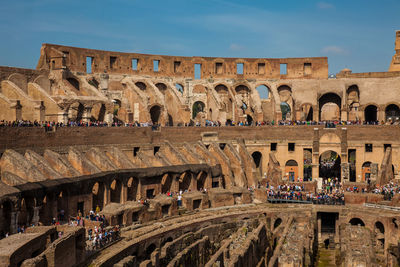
312,128,320,180
171,175,179,193
103,184,111,207
10,211,19,234
205,173,213,190
32,206,41,226
317,214,322,241
189,173,197,191
120,183,128,204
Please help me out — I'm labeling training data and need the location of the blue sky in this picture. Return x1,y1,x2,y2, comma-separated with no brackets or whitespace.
0,0,399,74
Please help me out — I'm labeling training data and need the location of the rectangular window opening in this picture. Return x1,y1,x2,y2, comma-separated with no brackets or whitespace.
134,147,140,157
110,56,117,69
194,64,201,79
271,143,277,151
153,60,160,72
288,143,295,152
146,189,155,199
258,63,265,75
132,58,138,70
384,144,392,151
216,62,223,74
304,63,312,75
280,63,287,75
174,61,181,73
236,63,244,75
365,144,373,152
86,57,93,74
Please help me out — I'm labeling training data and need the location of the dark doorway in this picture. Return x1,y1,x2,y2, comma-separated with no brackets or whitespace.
319,151,341,181
319,212,338,234
348,149,356,182
150,105,161,124
364,105,377,123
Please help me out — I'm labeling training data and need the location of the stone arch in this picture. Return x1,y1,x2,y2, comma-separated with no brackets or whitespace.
149,105,162,124
300,103,314,121
67,77,80,91
179,172,191,192
285,160,298,182
110,179,122,203
255,84,270,100
192,101,205,119
127,177,139,201
175,83,184,94
319,93,341,121
234,84,250,94
347,85,360,120
319,150,341,181
33,75,51,94
280,102,291,120
196,171,207,190
135,81,146,90
364,104,378,123
161,174,172,194
8,73,28,94
251,151,263,177
385,103,400,122
214,84,229,94
155,82,167,92
278,85,293,120
349,217,365,226
92,182,105,211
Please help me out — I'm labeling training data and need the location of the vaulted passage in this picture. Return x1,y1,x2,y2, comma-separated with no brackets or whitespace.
150,105,161,124
365,105,378,123
319,150,341,181
319,93,341,121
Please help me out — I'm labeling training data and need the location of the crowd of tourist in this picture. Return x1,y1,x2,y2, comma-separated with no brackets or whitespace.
88,225,120,250
1,118,398,130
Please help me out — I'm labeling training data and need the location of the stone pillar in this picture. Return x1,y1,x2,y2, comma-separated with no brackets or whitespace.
171,175,179,193
341,163,350,182
205,173,213,190
32,206,41,226
312,128,320,180
313,106,319,122
317,214,322,241
120,183,128,204
83,106,93,123
189,173,197,191
335,216,340,243
10,211,19,234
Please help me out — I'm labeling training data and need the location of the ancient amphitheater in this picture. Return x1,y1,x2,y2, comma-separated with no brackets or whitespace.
0,31,400,266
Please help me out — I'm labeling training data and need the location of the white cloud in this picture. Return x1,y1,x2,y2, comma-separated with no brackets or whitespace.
317,2,335,9
229,43,244,51
321,46,348,55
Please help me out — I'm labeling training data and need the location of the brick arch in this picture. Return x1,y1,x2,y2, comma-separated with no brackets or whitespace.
360,102,380,111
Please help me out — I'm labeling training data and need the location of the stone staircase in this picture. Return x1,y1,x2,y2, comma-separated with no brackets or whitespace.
317,243,337,267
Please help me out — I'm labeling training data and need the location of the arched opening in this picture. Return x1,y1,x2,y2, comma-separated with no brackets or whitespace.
1,201,12,236
92,182,104,211
274,218,282,229
349,218,365,226
192,101,205,119
256,85,269,99
285,160,298,182
319,150,341,181
127,177,139,201
364,105,377,123
319,93,341,121
246,114,253,125
161,174,172,194
301,104,313,121
113,99,121,119
167,114,173,126
19,198,34,227
155,83,167,92
385,104,400,122
135,82,146,90
149,105,161,124
375,221,385,250
145,243,156,257
215,84,228,94
235,85,250,94
175,83,184,95
179,172,191,192
197,172,207,191
303,149,312,181
110,179,122,203
280,102,291,120
347,85,360,121
362,162,372,183
67,77,80,90
251,152,262,177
